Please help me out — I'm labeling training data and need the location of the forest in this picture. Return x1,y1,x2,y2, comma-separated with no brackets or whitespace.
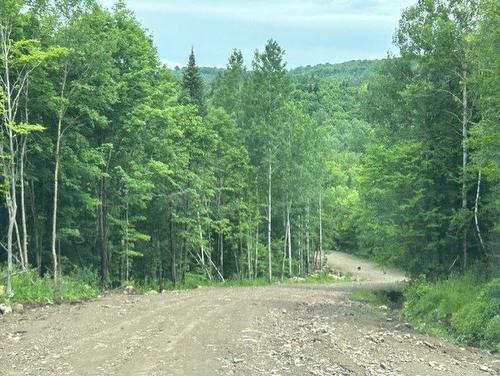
0,0,499,348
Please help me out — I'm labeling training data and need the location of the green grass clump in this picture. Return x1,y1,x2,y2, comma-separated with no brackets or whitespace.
451,278,500,351
402,271,499,351
128,270,350,294
351,289,390,306
0,267,99,304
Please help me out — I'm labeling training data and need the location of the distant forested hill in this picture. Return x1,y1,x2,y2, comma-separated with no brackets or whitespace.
171,66,222,85
288,59,381,85
171,59,380,86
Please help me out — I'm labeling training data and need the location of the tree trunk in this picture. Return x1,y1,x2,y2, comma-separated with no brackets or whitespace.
298,220,303,276
30,181,41,275
219,232,224,277
20,136,28,268
461,66,468,270
98,148,112,285
267,157,272,282
287,200,292,277
281,209,288,280
51,113,62,284
170,211,176,286
474,170,487,256
247,229,252,279
51,63,68,285
197,212,205,266
319,191,323,271
125,198,129,283
306,202,310,274
254,220,259,279
14,220,23,267
1,22,17,296
20,85,30,268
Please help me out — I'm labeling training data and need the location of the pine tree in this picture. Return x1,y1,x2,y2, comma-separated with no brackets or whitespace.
182,48,206,115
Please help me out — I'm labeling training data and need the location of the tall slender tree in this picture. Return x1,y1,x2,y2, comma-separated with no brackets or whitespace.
182,48,206,116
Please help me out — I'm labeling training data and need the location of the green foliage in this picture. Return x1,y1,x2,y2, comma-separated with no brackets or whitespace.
173,66,222,86
0,267,99,304
452,278,500,349
1,1,499,354
289,60,380,85
351,289,390,307
182,49,206,115
403,271,499,350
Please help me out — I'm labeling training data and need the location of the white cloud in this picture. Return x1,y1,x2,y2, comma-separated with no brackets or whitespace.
105,0,411,25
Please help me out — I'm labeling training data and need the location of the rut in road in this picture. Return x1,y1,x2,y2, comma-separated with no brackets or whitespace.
0,252,498,376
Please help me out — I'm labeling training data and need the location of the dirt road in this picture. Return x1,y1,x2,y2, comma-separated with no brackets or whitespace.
0,252,498,375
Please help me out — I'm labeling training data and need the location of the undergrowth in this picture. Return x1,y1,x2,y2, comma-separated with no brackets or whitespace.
132,270,350,293
351,289,390,306
1,267,349,306
402,268,499,352
0,267,99,305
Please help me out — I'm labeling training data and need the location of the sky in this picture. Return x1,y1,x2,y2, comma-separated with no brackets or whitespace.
99,0,415,69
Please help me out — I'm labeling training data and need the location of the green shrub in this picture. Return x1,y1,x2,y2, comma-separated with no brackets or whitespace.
10,269,54,303
451,278,500,348
183,272,210,289
0,267,99,304
403,271,499,350
484,315,500,352
352,289,388,306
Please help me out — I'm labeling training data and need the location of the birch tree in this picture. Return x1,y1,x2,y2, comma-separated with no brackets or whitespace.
0,1,60,295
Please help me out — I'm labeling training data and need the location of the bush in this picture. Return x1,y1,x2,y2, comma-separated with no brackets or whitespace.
452,278,500,349
351,289,389,306
183,272,210,289
484,316,500,353
403,271,499,350
0,267,99,304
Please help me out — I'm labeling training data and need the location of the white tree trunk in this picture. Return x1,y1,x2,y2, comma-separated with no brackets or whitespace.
125,198,129,283
461,66,468,270
51,64,68,285
281,209,288,279
20,136,29,268
287,200,292,277
319,191,323,271
254,220,259,279
1,22,16,296
474,170,488,256
247,228,252,279
267,157,272,282
306,202,310,274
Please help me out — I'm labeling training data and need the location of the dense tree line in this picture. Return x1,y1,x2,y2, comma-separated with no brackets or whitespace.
358,0,499,276
1,0,498,297
0,0,334,295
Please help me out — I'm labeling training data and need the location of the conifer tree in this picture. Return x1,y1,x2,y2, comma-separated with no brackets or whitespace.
182,48,206,115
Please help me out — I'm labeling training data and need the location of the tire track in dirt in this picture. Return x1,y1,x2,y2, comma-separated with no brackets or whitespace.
0,252,498,376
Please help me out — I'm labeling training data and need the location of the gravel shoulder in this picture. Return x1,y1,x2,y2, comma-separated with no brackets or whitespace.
0,252,498,375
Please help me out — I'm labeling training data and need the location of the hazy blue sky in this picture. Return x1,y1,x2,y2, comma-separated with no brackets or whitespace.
100,0,415,68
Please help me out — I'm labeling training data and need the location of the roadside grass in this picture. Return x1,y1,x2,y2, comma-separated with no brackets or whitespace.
1,267,350,306
351,288,390,306
0,267,99,305
402,270,499,352
133,270,351,293
350,268,499,352
350,287,404,310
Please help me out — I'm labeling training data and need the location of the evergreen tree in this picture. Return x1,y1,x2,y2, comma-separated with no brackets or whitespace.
182,48,206,116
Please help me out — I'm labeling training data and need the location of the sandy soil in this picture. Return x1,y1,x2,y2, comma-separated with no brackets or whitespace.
0,252,498,375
